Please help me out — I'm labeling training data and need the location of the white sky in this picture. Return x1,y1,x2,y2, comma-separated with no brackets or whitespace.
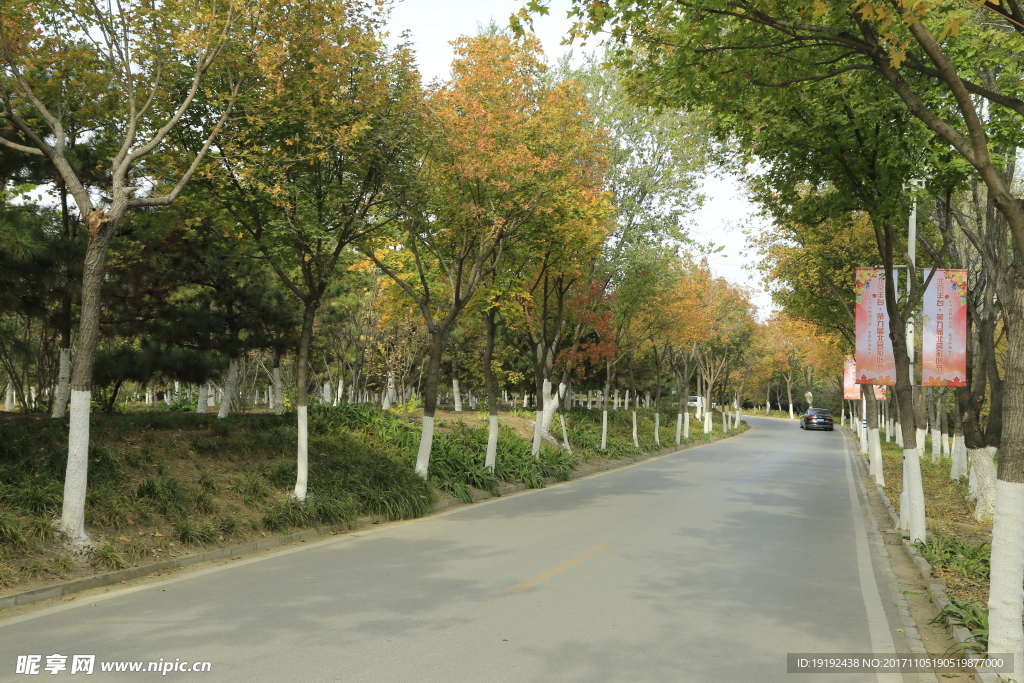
385,0,776,319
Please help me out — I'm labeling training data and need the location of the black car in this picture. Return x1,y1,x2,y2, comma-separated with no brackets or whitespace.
800,408,834,431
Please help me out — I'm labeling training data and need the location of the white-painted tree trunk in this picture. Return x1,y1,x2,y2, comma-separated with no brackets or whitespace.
51,348,71,419
869,427,884,486
208,384,216,408
218,357,241,419
675,412,682,445
273,368,283,416
587,390,593,409
293,405,309,500
600,410,608,450
684,411,690,439
986,479,1024,678
4,382,12,411
560,413,572,454
788,403,794,419
60,390,92,548
415,416,435,478
904,448,926,542
950,435,967,480
899,462,909,532
485,415,499,471
532,409,544,457
968,448,997,521
930,428,941,463
382,372,395,411
631,409,639,448
539,380,562,438
196,384,208,414
452,378,462,412
703,411,711,434
654,412,660,446
895,422,903,447
859,414,869,455
323,382,332,404
613,389,619,410
915,427,927,459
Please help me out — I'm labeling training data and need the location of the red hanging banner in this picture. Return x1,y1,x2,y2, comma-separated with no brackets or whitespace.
854,267,895,385
922,269,968,387
843,357,859,399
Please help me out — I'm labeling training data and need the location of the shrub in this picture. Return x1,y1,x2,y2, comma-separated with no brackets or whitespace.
93,542,127,570
174,518,217,545
0,509,27,549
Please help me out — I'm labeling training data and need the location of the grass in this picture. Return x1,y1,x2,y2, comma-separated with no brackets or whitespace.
930,595,989,651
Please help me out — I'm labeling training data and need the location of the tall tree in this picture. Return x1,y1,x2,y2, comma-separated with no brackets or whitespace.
189,1,420,499
1,0,249,546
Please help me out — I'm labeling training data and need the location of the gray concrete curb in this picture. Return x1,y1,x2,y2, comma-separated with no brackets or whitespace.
431,429,740,511
2,422,748,611
847,431,1004,682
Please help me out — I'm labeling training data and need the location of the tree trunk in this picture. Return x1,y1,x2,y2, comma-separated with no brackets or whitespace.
382,372,396,411
482,309,499,471
51,348,71,419
218,357,241,419
452,368,463,412
415,328,448,478
273,365,283,416
292,302,318,501
866,384,884,486
631,403,639,448
987,270,1024,671
196,384,208,414
61,222,117,548
950,403,966,480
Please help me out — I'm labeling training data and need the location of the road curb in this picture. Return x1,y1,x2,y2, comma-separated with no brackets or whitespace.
2,422,749,611
431,428,743,511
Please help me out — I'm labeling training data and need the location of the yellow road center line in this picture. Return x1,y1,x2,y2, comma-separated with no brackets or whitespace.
504,543,612,594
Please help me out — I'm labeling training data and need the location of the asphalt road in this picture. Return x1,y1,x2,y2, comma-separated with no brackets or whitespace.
1,417,920,682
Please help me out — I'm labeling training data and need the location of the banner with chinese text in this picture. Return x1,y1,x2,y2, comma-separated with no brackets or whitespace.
854,267,895,385
922,269,968,386
843,357,858,399
846,357,889,399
